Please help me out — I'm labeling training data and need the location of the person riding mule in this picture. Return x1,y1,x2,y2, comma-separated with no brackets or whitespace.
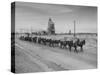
59,40,68,49
68,38,86,52
67,39,78,52
19,36,25,40
19,35,86,53
76,39,86,52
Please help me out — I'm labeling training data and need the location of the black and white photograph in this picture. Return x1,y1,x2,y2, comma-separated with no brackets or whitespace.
11,2,97,73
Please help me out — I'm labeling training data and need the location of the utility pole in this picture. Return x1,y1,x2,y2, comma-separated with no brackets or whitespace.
30,26,33,37
74,20,76,37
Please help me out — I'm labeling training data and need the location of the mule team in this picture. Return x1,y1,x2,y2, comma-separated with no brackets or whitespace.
19,35,86,53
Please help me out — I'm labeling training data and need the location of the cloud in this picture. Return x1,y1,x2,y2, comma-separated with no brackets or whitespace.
15,2,97,33
16,2,74,16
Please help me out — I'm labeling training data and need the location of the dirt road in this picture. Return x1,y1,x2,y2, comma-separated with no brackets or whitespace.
15,38,97,73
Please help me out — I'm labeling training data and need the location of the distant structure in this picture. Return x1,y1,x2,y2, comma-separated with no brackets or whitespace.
69,30,71,35
74,20,76,37
47,18,55,35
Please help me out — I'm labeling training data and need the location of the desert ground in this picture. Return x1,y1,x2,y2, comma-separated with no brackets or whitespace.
14,34,97,73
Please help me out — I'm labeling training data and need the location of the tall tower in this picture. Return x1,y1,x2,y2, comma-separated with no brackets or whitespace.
48,18,55,35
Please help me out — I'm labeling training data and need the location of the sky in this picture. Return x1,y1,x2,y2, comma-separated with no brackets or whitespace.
15,2,97,33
